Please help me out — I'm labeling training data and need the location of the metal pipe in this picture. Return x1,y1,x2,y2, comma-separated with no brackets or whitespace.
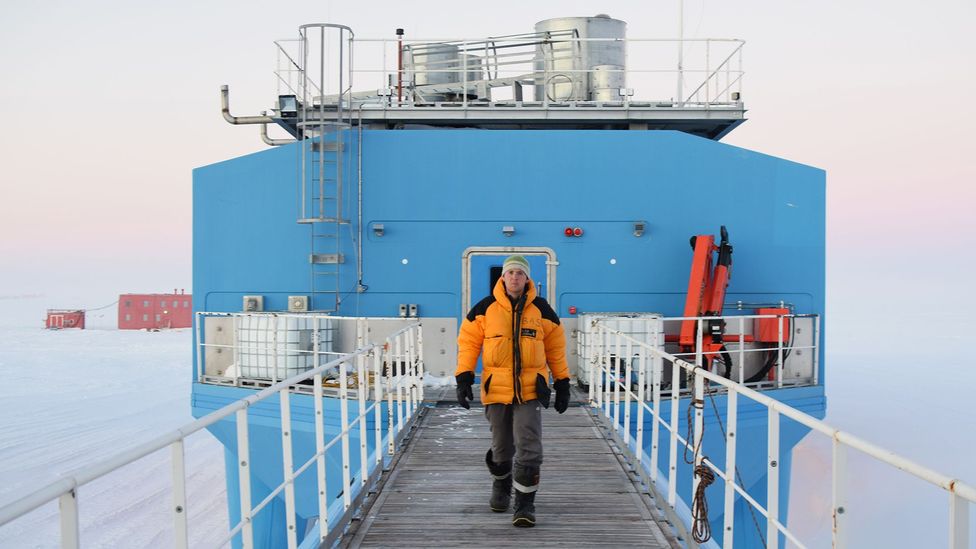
261,120,294,146
220,85,274,125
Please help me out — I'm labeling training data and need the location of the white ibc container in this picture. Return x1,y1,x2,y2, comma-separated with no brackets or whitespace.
577,312,663,389
237,315,335,380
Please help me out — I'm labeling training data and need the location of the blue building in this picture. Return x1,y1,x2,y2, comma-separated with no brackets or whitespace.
193,17,825,548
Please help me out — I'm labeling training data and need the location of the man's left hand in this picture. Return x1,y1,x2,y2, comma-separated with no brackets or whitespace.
554,378,570,414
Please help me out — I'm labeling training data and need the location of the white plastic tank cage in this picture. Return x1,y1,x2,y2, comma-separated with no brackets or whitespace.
235,315,336,380
576,312,664,390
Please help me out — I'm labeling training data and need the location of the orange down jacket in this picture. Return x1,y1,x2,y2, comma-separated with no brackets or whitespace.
456,278,569,405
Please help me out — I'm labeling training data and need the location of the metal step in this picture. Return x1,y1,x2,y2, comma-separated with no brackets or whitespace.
310,253,345,264
297,217,350,224
310,141,345,152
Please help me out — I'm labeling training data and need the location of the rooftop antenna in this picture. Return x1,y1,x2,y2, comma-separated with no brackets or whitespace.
677,0,684,105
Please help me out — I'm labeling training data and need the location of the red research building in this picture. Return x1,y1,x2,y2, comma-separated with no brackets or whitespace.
46,310,86,329
118,290,192,330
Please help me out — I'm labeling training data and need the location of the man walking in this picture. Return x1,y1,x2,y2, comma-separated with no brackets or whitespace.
455,255,571,527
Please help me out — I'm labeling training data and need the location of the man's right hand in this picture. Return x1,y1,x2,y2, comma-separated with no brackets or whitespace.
455,371,475,409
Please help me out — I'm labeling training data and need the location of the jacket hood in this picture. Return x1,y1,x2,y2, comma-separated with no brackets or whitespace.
492,276,536,310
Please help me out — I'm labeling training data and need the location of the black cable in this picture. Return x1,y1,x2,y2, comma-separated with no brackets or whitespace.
84,300,119,312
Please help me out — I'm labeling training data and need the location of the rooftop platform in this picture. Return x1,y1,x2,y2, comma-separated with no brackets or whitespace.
278,101,745,139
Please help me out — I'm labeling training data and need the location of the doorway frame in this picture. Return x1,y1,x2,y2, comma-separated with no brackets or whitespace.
460,246,558,317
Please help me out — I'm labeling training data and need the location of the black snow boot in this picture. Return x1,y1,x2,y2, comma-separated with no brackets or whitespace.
486,449,512,512
512,465,539,527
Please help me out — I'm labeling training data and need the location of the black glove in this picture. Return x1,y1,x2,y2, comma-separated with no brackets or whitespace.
456,371,474,409
554,378,570,414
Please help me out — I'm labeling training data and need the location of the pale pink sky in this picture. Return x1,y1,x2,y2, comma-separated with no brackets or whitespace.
0,0,973,318
1,3,975,543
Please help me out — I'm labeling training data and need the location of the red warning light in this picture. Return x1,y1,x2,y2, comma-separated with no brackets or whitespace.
573,227,583,237
564,227,574,237
568,306,577,315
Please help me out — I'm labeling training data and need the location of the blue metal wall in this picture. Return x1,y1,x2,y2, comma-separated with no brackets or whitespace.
195,130,824,318
192,128,826,548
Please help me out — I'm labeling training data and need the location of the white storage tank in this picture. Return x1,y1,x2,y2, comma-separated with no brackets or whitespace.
236,315,336,380
577,312,662,390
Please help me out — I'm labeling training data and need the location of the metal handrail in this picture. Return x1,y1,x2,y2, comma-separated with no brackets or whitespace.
586,318,974,549
302,34,744,108
0,319,425,549
578,312,820,387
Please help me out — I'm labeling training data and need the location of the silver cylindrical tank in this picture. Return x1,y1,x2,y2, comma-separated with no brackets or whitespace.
591,64,626,101
403,45,485,101
404,43,459,88
460,54,484,83
533,14,626,102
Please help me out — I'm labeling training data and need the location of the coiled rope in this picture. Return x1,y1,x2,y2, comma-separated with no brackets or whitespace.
683,395,714,543
705,359,767,548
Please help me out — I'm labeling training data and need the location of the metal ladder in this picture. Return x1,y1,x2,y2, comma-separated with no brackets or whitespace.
297,24,355,313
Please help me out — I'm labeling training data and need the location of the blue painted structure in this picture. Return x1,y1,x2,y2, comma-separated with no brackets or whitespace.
193,129,826,547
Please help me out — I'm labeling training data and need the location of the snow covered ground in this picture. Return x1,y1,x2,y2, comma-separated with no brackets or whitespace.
0,327,227,548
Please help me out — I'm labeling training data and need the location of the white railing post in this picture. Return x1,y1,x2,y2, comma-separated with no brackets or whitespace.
603,326,612,418
738,317,745,383
623,327,632,446
386,340,395,457
587,322,596,406
635,322,646,470
405,331,415,420
59,490,79,549
695,318,704,370
462,40,468,108
668,359,680,508
832,439,847,549
691,369,704,509
613,330,622,432
272,315,280,384
949,492,970,549
313,373,329,542
236,408,253,548
373,348,383,466
650,349,662,484
171,440,189,549
416,325,426,402
357,350,368,489
776,315,784,388
339,358,352,511
813,315,821,386
195,312,203,382
280,389,298,549
705,39,711,104
395,335,404,434
722,388,738,548
767,409,780,549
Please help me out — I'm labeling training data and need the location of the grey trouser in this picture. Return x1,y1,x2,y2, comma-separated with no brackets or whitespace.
484,401,543,469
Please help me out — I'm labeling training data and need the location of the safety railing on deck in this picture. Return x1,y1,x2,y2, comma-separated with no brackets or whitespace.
0,320,425,549
275,32,744,109
586,317,975,549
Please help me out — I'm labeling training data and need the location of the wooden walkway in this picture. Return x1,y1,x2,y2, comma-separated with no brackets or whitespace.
341,390,680,548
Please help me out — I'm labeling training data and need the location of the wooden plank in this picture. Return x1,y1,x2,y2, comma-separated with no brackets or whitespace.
341,403,679,548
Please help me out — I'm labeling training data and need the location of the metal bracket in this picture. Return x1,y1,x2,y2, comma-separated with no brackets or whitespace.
310,254,345,264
